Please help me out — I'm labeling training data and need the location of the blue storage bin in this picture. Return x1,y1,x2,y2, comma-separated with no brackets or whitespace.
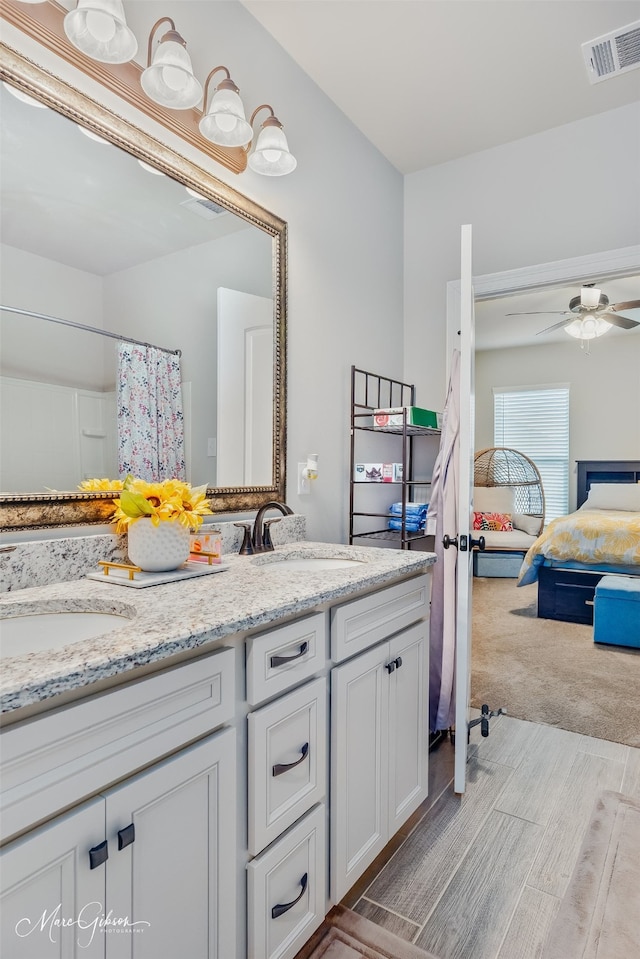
593,576,640,648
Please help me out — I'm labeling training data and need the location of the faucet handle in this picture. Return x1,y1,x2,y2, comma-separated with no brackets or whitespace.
234,523,254,555
262,517,282,552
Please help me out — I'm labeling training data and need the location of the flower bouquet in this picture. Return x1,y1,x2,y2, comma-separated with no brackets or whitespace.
81,476,213,571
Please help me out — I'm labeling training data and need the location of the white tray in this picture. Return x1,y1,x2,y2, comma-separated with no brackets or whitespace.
87,561,229,589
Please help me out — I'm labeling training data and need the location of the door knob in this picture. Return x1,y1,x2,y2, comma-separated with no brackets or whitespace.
470,535,486,551
442,534,458,549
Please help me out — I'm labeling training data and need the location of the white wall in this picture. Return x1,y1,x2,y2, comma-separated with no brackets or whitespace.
404,102,640,410
475,333,640,512
0,244,109,389
3,0,404,543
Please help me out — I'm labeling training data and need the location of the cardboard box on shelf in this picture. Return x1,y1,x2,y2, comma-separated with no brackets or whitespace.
373,406,442,430
354,463,403,483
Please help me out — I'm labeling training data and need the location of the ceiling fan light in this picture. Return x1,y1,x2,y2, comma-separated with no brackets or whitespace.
64,0,138,64
565,316,612,340
580,286,601,309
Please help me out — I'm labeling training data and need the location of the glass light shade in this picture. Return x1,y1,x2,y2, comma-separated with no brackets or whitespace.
2,82,48,108
248,124,297,176
141,39,202,109
199,87,253,147
580,287,601,309
64,0,138,64
564,316,612,340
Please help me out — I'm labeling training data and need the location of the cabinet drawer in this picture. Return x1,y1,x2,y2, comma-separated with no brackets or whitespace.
1,646,235,842
331,573,430,662
248,677,327,856
247,803,326,959
246,612,327,706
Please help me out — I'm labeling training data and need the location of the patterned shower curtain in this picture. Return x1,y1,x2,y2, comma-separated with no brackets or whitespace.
117,342,186,481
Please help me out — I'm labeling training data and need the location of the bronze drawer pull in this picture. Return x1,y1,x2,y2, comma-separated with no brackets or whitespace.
271,873,308,919
272,742,309,777
270,642,308,668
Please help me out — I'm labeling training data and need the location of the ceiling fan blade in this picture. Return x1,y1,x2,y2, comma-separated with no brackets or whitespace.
505,311,568,317
601,312,640,330
611,300,640,312
536,318,572,335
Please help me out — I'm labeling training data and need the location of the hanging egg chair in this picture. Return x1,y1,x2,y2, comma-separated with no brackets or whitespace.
473,447,545,535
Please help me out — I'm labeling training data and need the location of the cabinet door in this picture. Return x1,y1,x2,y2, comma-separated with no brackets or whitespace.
0,798,106,959
330,643,389,902
387,621,429,835
104,729,236,959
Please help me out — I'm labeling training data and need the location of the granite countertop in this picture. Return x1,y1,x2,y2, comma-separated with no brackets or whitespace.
0,542,435,714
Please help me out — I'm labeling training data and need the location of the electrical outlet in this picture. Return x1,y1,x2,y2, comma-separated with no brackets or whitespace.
298,462,310,495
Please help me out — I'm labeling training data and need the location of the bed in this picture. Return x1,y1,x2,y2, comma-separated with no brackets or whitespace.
517,459,640,624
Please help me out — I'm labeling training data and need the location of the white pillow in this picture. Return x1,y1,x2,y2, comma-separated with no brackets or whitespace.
513,513,542,536
583,483,640,511
473,486,515,514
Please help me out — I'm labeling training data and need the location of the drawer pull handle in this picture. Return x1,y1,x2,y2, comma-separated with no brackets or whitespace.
386,660,396,674
89,840,108,869
272,742,309,777
270,642,308,668
271,873,308,919
395,656,403,669
118,823,135,850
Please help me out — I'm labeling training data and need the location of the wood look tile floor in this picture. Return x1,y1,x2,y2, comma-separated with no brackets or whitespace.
342,715,640,959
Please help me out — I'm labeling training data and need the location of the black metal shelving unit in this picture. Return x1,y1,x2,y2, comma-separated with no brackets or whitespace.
349,366,440,550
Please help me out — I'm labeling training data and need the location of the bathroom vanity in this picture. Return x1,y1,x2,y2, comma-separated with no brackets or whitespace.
0,542,434,959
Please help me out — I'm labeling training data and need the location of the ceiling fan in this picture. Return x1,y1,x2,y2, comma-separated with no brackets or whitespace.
506,285,640,340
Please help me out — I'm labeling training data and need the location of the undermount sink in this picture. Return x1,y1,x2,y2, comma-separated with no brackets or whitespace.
0,609,132,659
256,556,365,571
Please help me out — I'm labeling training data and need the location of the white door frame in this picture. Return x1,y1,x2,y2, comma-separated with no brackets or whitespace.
446,244,640,374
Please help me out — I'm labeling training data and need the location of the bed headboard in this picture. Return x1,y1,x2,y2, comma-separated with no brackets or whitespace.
576,460,640,508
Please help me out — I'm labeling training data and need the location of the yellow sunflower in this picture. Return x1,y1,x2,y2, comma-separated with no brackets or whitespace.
106,476,213,533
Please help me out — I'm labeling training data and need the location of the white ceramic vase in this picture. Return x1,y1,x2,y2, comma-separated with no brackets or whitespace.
127,518,191,572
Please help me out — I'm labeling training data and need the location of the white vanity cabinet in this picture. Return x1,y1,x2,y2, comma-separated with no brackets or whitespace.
329,574,430,902
245,613,329,959
0,647,237,959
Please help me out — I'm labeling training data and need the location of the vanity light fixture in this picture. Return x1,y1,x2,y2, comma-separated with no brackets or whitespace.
63,0,138,65
77,124,110,144
137,159,165,176
140,17,202,110
199,67,253,147
2,80,48,108
247,104,297,176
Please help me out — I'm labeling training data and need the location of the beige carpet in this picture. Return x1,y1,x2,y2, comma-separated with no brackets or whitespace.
542,790,640,958
471,577,640,747
295,906,439,959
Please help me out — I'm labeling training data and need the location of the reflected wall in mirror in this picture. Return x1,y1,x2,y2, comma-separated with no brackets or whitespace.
0,44,287,530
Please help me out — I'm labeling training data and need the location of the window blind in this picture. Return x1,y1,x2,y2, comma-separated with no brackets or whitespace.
493,385,570,523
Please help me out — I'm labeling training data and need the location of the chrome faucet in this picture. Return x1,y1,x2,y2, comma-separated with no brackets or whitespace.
251,501,294,553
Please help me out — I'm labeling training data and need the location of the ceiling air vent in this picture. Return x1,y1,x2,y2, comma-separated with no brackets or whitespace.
582,20,640,84
179,197,227,220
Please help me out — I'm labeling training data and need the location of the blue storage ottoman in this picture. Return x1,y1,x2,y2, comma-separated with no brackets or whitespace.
593,576,640,648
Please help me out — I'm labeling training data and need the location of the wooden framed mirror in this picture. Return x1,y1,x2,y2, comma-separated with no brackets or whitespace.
0,43,287,531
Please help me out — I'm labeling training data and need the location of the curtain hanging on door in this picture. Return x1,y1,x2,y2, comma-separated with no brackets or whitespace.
117,342,186,481
425,349,461,732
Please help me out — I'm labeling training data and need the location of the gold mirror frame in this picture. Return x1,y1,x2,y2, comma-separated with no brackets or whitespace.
0,43,287,531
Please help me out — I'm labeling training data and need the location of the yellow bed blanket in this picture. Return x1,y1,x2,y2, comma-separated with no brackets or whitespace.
517,509,640,586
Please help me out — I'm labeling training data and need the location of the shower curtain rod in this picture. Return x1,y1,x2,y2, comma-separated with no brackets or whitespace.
0,305,182,357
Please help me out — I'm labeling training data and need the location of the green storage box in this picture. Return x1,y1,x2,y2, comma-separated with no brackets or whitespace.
373,406,441,430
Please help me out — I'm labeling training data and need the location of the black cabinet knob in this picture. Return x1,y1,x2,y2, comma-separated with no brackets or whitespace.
89,840,108,869
118,823,135,850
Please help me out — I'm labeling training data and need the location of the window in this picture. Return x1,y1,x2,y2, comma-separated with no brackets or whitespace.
493,385,570,524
